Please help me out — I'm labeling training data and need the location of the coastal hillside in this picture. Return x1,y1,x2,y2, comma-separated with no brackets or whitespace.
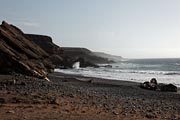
0,21,114,73
61,47,114,64
0,21,123,77
93,52,123,62
0,21,54,79
25,35,116,68
25,34,64,67
25,34,62,55
24,35,109,68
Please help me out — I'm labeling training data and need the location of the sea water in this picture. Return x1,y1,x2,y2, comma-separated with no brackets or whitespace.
55,58,180,87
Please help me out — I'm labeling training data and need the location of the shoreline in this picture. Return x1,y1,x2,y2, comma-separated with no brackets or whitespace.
50,72,140,86
55,68,180,88
0,72,180,119
51,71,180,90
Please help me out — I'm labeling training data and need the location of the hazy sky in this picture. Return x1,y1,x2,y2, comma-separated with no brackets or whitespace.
0,0,180,58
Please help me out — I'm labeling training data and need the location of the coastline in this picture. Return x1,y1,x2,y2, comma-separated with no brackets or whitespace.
0,72,180,119
51,71,180,90
50,72,140,86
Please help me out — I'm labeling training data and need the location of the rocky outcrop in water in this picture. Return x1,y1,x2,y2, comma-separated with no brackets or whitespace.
25,37,103,68
61,47,112,65
140,79,177,92
0,21,54,79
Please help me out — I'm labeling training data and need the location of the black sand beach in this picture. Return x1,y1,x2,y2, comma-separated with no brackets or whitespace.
0,72,180,120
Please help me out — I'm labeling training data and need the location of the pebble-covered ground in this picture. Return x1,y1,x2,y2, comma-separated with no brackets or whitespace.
0,72,180,120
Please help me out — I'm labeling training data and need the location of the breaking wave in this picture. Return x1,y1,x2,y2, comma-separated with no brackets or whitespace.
55,58,180,87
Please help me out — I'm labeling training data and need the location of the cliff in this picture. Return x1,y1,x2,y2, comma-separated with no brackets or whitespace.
25,35,98,68
93,52,123,62
0,21,121,75
25,34,62,55
0,21,54,79
61,47,113,64
25,34,64,67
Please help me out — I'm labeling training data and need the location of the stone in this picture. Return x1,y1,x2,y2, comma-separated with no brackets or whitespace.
159,84,177,92
112,111,119,115
0,98,5,104
7,110,15,114
145,113,156,119
139,79,177,92
0,21,54,79
140,78,158,90
20,82,26,86
25,34,63,55
51,98,61,105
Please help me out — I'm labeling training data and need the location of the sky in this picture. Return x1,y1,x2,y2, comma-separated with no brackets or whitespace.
0,0,180,58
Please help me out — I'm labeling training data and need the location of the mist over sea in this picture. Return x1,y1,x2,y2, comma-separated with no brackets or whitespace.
56,58,180,87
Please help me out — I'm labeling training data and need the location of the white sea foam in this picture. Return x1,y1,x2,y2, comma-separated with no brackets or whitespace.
55,58,180,87
72,61,80,69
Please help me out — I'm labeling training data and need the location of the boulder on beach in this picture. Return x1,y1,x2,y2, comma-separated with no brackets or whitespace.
140,78,177,92
158,83,177,92
0,21,54,79
26,34,100,68
140,78,158,90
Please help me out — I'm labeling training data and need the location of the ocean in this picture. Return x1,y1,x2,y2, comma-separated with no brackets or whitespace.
55,58,180,87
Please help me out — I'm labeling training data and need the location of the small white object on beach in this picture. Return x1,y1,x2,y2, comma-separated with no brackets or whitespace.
72,61,80,69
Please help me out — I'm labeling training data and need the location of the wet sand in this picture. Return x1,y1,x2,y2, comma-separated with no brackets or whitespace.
0,72,180,120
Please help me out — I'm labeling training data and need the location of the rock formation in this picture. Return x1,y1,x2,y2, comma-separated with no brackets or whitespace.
25,37,106,68
140,80,177,92
25,34,64,67
61,47,112,68
0,21,54,79
25,34,62,55
0,20,119,78
158,83,177,92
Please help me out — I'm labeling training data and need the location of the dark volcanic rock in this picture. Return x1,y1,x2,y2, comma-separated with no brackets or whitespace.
49,55,63,67
61,56,99,69
0,21,54,79
2,22,115,70
25,34,65,68
0,98,5,104
140,81,177,92
62,47,111,64
25,34,63,55
159,84,177,92
61,47,112,68
25,35,111,68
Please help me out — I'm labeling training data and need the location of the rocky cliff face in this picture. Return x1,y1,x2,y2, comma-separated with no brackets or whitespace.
61,47,113,64
25,34,63,55
93,52,123,62
25,34,64,67
0,21,54,79
0,21,118,76
25,36,103,68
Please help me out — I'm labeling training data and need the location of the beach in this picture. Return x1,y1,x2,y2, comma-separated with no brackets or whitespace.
0,72,180,120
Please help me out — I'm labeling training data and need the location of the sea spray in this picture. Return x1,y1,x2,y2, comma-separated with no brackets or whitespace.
55,58,180,87
72,61,80,69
